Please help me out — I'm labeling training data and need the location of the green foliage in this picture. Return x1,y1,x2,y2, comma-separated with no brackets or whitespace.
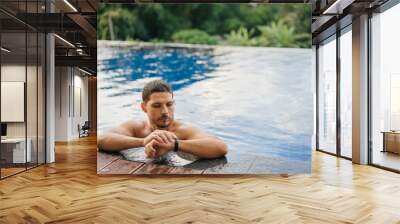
98,4,311,48
172,29,218,45
224,27,257,46
97,7,147,41
257,21,311,48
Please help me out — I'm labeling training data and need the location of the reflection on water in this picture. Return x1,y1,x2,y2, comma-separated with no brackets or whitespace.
98,44,313,173
99,47,218,93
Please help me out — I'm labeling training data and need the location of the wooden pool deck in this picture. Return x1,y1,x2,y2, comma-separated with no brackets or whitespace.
97,149,310,175
98,151,206,174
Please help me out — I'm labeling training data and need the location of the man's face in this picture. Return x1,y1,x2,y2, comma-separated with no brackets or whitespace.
141,92,175,129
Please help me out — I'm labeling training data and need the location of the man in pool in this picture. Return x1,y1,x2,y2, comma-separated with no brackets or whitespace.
97,79,228,159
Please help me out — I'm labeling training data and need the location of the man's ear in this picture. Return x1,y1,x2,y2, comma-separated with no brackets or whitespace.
141,102,147,113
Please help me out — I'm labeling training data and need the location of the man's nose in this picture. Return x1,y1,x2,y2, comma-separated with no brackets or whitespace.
161,105,168,114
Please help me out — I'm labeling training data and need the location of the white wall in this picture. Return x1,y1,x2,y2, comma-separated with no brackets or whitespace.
54,66,89,141
1,63,46,164
1,65,26,139
72,73,89,137
0,65,41,138
55,66,69,141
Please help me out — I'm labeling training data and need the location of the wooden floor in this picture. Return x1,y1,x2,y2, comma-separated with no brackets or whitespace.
1,135,400,223
1,167,26,178
373,151,400,171
1,163,45,178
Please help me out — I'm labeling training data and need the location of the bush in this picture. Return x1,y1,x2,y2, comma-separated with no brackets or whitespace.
171,29,218,45
224,27,257,46
257,21,311,48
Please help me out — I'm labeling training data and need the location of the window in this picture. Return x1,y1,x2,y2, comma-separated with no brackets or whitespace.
318,35,337,154
339,27,352,158
0,1,46,179
371,3,400,171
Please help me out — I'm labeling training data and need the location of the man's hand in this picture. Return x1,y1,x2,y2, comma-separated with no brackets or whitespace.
143,130,177,146
144,139,157,158
144,136,175,158
153,140,174,157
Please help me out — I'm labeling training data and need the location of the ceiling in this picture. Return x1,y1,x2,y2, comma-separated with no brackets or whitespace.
0,0,97,75
311,0,391,44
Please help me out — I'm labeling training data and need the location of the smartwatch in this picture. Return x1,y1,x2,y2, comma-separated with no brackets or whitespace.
174,138,179,152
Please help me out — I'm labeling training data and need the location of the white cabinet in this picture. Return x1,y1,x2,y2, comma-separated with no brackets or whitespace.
1,138,32,163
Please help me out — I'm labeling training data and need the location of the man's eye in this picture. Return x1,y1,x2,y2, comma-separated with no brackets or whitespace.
153,105,160,108
167,103,173,107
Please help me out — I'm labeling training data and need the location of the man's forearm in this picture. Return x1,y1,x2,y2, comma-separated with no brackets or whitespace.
178,138,227,159
98,133,144,151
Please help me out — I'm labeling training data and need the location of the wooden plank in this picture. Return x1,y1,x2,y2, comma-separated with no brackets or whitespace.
247,156,310,174
184,157,228,170
133,163,176,174
169,167,203,174
203,154,254,174
97,151,122,171
98,158,144,174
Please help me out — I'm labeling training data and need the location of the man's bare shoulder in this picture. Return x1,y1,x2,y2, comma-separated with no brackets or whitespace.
119,120,147,129
172,120,193,131
172,121,206,139
110,120,147,137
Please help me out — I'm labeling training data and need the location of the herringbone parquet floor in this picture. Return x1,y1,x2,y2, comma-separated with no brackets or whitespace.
1,135,400,223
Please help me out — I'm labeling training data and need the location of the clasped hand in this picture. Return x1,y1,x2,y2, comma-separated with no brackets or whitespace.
144,130,177,158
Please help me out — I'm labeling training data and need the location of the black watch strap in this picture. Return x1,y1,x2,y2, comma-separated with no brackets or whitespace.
174,138,179,152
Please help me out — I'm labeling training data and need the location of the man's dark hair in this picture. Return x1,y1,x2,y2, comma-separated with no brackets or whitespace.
142,80,173,102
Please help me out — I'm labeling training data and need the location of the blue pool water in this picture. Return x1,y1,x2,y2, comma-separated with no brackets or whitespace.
98,43,313,173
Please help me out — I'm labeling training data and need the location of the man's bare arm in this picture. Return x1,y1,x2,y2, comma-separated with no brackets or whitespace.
97,121,144,152
178,127,228,159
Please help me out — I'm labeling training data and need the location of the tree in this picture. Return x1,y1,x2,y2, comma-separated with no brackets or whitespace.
98,7,147,40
